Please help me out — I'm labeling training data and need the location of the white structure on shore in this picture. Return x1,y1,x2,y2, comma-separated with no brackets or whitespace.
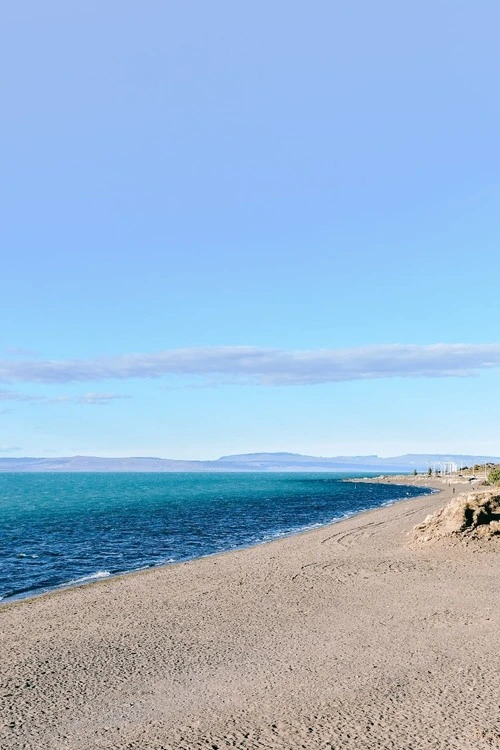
431,461,458,474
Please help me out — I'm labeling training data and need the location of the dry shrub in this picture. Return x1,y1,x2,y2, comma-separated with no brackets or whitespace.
413,491,500,542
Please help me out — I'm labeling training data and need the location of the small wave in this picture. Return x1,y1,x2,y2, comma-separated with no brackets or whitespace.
138,557,176,569
261,530,288,541
65,570,111,586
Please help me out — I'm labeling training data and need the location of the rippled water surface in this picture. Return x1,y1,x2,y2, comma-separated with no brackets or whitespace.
0,472,431,601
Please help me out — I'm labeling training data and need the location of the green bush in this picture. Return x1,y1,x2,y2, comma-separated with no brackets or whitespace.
487,466,500,486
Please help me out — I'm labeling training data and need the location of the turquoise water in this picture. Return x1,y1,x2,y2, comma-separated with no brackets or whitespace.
0,472,431,602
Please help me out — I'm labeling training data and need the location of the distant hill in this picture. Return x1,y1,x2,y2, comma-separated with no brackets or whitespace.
0,452,499,473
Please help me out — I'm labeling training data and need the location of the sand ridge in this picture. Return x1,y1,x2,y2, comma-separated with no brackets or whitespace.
1,477,499,749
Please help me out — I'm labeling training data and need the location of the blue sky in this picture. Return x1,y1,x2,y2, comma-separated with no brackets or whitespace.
1,1,500,458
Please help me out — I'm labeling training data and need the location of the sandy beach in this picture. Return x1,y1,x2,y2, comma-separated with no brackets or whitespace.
1,476,499,749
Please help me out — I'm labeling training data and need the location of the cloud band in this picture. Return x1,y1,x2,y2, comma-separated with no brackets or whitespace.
1,344,500,386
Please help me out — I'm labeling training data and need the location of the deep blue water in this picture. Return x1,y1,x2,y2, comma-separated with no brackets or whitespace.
0,472,431,602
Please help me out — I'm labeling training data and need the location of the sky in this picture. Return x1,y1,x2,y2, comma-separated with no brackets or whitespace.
1,1,500,459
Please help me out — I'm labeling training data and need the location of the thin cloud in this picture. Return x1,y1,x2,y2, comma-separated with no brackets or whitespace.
0,446,21,453
48,393,128,405
0,388,42,402
0,344,500,386
0,387,126,406
4,347,41,357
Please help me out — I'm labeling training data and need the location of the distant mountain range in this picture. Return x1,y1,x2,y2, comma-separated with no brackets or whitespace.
0,452,498,473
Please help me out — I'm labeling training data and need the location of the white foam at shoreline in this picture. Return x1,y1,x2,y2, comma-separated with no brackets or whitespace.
66,570,111,586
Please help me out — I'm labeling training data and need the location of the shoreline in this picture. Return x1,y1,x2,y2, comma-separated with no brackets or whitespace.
2,474,499,749
1,474,437,609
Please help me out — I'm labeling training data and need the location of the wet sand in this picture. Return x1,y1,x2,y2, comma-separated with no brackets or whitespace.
1,476,499,749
